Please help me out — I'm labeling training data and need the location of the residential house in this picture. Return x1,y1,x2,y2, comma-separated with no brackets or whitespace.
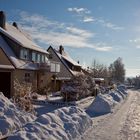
0,11,59,98
47,45,83,91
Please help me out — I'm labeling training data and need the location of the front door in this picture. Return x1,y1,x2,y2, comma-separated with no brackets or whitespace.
0,72,11,98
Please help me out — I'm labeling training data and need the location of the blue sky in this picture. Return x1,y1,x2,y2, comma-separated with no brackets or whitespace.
1,0,140,77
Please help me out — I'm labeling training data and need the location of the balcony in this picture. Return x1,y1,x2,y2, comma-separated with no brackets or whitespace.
37,62,50,71
37,61,60,73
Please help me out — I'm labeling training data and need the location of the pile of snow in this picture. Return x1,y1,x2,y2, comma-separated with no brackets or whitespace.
86,86,128,116
109,91,123,102
86,94,117,115
0,92,35,139
8,106,92,140
117,85,127,95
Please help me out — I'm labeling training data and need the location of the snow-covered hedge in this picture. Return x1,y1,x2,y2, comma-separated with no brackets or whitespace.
8,106,92,140
86,94,117,115
86,86,128,116
0,92,36,139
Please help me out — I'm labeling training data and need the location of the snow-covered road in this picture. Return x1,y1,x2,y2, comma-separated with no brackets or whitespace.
80,90,140,140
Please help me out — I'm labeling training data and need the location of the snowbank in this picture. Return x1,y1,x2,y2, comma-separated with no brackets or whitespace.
109,91,123,102
86,86,128,116
117,85,127,95
8,106,92,140
0,92,35,139
86,94,117,116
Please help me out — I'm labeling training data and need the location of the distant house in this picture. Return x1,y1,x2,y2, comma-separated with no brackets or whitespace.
47,45,83,91
0,11,59,98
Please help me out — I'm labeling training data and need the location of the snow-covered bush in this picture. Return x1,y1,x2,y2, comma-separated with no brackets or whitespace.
8,106,92,140
13,79,35,113
61,75,91,101
0,92,36,139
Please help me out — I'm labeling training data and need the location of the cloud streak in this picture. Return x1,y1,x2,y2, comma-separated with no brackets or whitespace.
16,11,112,51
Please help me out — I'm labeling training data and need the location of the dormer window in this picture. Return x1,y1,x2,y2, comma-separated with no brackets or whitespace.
41,55,45,63
37,54,41,63
32,52,36,62
20,48,29,60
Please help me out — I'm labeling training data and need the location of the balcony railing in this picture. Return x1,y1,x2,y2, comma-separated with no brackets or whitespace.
37,62,50,71
37,61,60,73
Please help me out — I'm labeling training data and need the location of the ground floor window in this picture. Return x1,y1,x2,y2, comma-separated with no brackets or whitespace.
24,73,31,83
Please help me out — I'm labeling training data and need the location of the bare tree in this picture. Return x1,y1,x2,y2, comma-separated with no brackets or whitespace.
109,57,125,83
91,59,109,81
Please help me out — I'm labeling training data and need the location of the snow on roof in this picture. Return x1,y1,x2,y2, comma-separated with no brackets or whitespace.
55,48,81,67
93,78,104,81
0,35,39,70
0,64,15,69
0,23,48,54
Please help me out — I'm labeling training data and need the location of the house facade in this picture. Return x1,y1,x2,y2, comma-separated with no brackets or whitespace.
0,11,59,98
47,45,83,91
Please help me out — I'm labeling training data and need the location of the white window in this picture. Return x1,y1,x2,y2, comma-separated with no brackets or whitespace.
20,49,29,60
56,64,60,72
45,56,48,62
37,54,41,63
50,63,55,72
41,55,45,63
32,52,36,62
50,63,60,72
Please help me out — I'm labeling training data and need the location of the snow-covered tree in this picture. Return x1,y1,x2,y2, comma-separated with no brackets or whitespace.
61,74,93,101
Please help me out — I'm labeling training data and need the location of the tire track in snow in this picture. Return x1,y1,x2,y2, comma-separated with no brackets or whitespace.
80,90,138,140
120,91,140,140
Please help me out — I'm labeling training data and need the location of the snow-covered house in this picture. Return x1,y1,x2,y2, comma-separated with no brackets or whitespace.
47,45,83,91
0,11,58,98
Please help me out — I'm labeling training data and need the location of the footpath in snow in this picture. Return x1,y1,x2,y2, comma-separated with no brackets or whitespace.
80,89,140,140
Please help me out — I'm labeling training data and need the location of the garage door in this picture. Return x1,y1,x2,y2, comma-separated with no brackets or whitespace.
0,72,11,98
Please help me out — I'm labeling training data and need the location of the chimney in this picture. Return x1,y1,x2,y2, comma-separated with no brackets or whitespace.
59,45,64,55
77,61,80,64
12,22,18,29
0,11,6,29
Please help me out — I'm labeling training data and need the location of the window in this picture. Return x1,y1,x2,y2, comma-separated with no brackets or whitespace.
56,64,60,72
45,56,48,62
41,55,45,63
37,54,41,63
50,63,60,72
20,49,29,60
32,52,36,62
25,73,31,83
50,63,55,72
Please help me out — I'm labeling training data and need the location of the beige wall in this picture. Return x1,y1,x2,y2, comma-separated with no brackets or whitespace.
0,48,12,65
12,69,37,95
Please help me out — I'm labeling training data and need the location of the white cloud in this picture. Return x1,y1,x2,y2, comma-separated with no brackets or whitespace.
126,68,140,77
66,27,94,38
136,46,140,49
98,19,123,30
68,7,123,30
68,7,94,23
95,46,112,51
83,16,95,23
16,11,112,51
67,7,90,14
